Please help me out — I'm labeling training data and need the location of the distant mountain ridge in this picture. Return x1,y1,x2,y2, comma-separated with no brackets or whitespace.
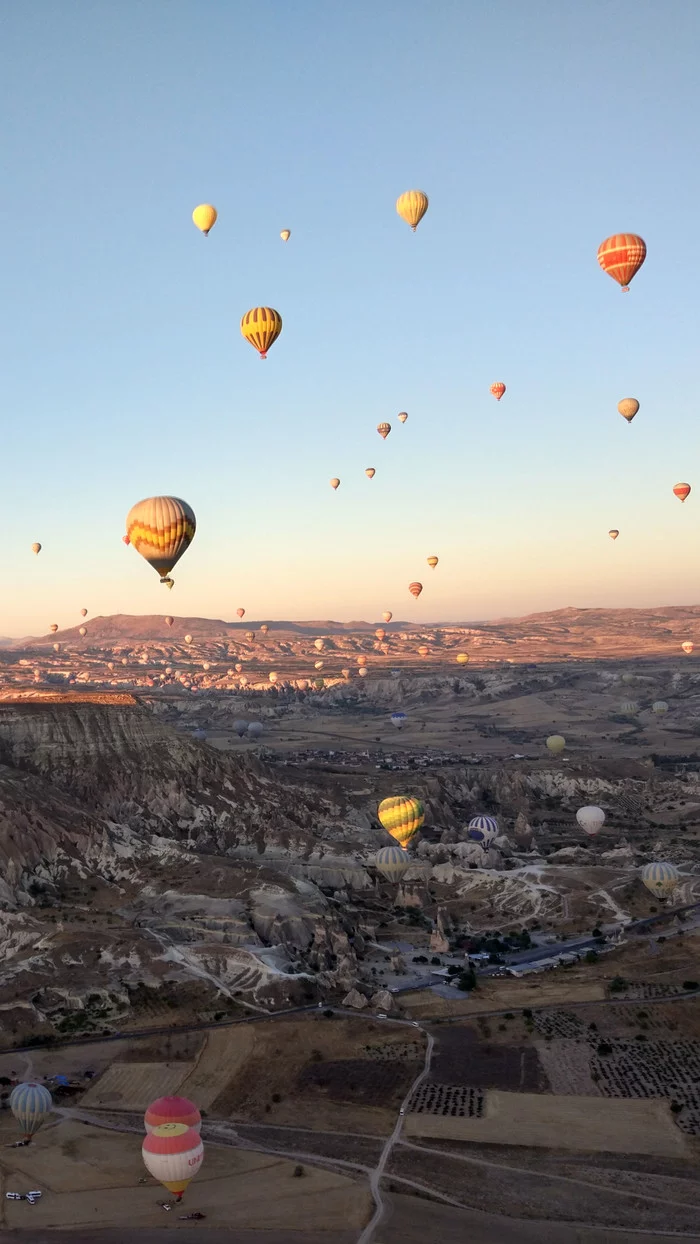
10,603,700,648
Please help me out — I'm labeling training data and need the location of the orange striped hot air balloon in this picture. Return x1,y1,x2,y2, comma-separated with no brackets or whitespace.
597,234,646,291
490,382,506,401
240,307,282,358
409,582,423,598
673,482,691,503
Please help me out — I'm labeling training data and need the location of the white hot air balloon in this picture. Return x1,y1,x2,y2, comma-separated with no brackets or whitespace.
576,806,605,836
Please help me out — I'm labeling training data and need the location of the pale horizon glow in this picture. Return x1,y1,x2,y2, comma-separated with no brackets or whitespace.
2,2,699,635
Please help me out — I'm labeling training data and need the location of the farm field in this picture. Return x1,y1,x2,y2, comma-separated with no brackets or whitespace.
404,1089,689,1156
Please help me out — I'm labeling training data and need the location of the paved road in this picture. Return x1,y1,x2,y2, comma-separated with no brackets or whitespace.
356,1023,434,1244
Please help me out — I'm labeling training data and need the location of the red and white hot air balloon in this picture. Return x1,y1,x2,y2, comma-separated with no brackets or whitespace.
142,1123,203,1201
597,233,647,291
490,382,506,401
409,582,423,599
673,482,691,503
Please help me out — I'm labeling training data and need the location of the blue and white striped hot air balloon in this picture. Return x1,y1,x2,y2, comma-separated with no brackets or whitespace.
9,1081,52,1141
640,861,680,899
467,815,499,845
390,712,407,729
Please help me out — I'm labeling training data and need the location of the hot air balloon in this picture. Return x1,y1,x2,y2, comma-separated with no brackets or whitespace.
409,582,423,599
50,624,58,633
145,1096,201,1134
467,815,499,845
456,653,469,665
280,229,291,242
79,608,88,618
79,626,87,637
576,806,605,836
652,700,669,715
202,662,210,671
382,612,393,623
377,422,391,439
378,796,424,848
269,671,278,683
418,645,429,657
620,700,639,715
122,657,128,665
357,655,367,667
396,190,429,232
245,631,256,642
234,662,243,672
358,667,368,677
398,411,408,423
682,641,694,654
640,861,679,899
546,734,566,754
53,643,60,652
618,398,639,423
375,844,411,882
142,1123,203,1201
375,628,386,641
236,608,245,619
391,711,406,729
330,478,340,490
9,1082,52,1142
240,307,282,358
490,382,506,401
427,556,438,569
248,722,263,738
341,668,351,678
314,639,325,651
32,543,41,555
597,233,646,291
674,483,691,503
125,496,196,586
165,616,174,627
234,720,248,737
192,204,217,235
365,468,376,479
314,660,323,669
609,530,619,540
260,624,269,635
184,634,192,644
621,673,635,685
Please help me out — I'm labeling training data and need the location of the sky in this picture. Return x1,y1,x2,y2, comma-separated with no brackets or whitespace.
1,1,699,635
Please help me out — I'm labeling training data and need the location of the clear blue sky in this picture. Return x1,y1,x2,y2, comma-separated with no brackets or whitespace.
2,1,699,635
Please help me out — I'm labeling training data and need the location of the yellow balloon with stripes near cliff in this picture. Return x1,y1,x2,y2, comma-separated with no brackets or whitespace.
378,795,425,848
124,496,196,586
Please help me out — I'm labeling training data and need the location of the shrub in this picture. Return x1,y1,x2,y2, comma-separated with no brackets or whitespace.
584,950,598,964
597,1041,613,1056
293,1165,305,1177
683,981,699,991
670,1101,683,1114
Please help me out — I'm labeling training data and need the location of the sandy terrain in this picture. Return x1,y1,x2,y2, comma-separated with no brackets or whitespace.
0,1117,369,1232
405,1089,689,1156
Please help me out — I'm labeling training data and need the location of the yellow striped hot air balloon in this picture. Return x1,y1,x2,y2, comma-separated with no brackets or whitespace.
192,204,217,235
396,190,429,232
125,497,196,585
427,556,438,569
240,307,283,359
456,653,469,665
378,795,425,848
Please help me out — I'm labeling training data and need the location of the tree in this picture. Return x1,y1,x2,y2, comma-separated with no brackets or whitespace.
584,950,598,964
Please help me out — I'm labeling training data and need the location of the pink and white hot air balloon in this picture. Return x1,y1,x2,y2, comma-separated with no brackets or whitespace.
141,1123,203,1201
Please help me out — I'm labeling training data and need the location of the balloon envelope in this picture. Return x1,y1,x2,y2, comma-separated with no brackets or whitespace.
378,796,425,848
192,204,217,235
641,861,679,899
330,478,340,490
597,233,646,290
142,1123,203,1199
490,382,506,401
673,483,691,503
576,806,605,836
682,641,694,654
32,543,41,555
617,398,639,423
409,582,423,598
9,1082,52,1139
377,422,391,439
546,734,566,754
398,411,408,423
382,611,393,622
237,608,245,618
375,844,411,882
456,653,469,665
145,1096,201,1134
365,468,376,479
280,229,291,241
467,815,499,845
608,530,619,540
126,496,196,583
652,700,669,715
427,556,438,569
391,711,406,728
396,189,429,231
240,306,282,358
